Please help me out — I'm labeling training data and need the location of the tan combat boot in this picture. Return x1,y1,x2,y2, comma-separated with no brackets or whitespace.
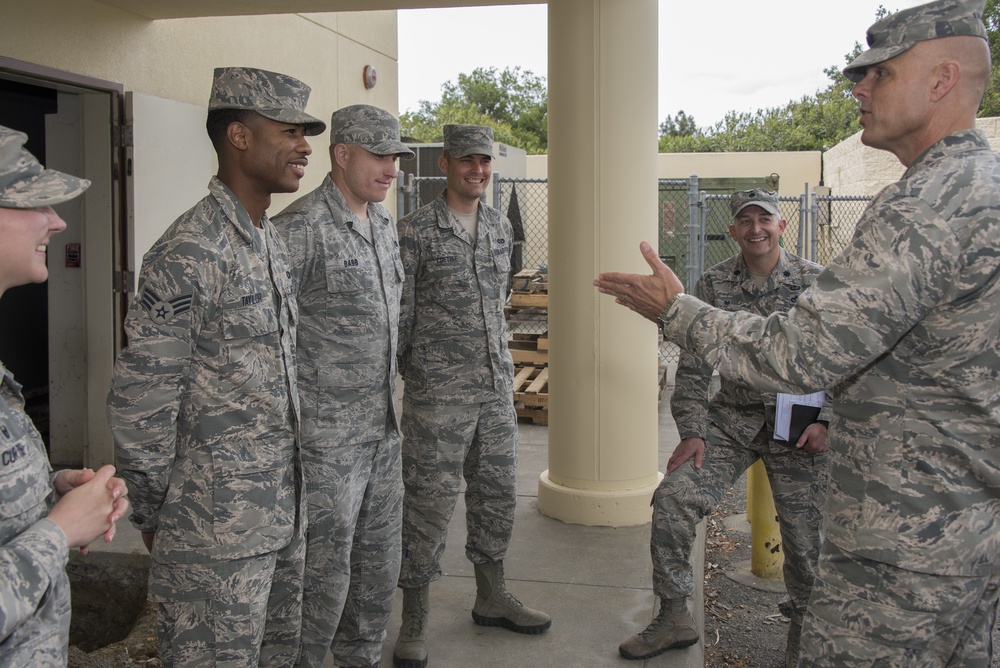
471,560,551,634
392,585,429,668
618,597,699,660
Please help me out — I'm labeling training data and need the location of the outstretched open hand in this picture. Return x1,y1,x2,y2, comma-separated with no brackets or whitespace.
593,241,685,322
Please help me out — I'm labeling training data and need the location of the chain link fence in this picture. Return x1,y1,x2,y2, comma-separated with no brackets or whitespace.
397,172,873,358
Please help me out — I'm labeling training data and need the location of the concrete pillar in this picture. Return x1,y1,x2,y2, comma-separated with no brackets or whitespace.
538,0,661,526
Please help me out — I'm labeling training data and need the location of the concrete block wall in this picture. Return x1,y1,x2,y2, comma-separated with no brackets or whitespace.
823,117,1000,196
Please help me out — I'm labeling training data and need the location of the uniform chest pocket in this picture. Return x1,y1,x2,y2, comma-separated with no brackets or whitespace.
492,248,511,275
714,291,740,312
221,301,279,340
777,285,802,310
326,263,377,294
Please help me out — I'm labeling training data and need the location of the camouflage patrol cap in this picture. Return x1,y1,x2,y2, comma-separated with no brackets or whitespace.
209,67,326,136
844,0,987,82
730,189,780,218
328,104,414,158
0,126,90,208
443,124,495,159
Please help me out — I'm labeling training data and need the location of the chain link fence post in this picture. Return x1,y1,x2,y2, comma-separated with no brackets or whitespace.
686,174,701,289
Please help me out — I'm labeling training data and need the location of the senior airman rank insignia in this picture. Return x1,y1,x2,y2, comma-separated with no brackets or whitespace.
140,286,193,325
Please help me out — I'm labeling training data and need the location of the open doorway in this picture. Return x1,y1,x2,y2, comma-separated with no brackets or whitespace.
0,80,57,451
0,59,124,469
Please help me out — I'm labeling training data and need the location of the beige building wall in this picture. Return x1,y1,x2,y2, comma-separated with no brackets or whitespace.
1,1,400,467
522,151,822,266
656,151,822,197
824,117,1000,196
528,151,822,196
822,132,904,197
820,117,1000,247
1,0,400,213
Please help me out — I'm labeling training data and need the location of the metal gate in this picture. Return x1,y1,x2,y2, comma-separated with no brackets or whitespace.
396,172,873,359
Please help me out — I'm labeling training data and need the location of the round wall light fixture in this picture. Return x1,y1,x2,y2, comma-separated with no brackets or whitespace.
363,65,378,90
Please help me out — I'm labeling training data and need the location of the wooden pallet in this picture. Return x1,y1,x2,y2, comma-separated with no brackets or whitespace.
510,292,548,309
511,269,548,294
513,365,548,425
508,269,549,311
508,331,549,365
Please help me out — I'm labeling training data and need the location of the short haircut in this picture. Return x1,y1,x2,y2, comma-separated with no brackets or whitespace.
205,109,260,151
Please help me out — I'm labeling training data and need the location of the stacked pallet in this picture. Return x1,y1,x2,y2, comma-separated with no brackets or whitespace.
506,269,548,329
507,269,549,425
513,362,548,425
506,269,667,425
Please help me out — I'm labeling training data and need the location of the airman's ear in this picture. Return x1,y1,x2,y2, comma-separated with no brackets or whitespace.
930,60,961,102
333,143,352,169
227,120,250,151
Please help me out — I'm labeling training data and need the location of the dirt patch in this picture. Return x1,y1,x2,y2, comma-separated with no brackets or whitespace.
67,551,159,667
702,482,786,668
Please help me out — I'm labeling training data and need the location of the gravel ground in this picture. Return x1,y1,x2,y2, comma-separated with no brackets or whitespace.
702,476,788,668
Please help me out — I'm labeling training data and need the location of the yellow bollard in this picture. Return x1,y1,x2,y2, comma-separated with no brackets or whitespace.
748,460,783,579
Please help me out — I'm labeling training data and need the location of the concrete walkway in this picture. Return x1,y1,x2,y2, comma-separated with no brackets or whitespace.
92,383,705,668
370,402,704,668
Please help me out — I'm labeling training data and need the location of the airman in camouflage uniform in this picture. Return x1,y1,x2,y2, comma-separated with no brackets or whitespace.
0,125,128,667
107,67,325,667
394,124,550,668
619,190,830,667
272,104,413,668
596,1,1000,664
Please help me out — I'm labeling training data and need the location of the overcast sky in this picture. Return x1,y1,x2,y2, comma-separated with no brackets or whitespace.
398,0,929,130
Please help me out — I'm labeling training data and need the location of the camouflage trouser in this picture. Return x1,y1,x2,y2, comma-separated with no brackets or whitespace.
397,395,518,588
296,427,403,668
149,530,305,667
651,423,828,623
798,541,1000,667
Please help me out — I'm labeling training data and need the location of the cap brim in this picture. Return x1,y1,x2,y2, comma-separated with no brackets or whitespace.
732,201,780,218
0,169,91,208
258,108,328,136
367,139,415,159
843,43,912,82
448,147,496,159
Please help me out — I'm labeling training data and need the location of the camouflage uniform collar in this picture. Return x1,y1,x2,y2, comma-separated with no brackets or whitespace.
208,176,268,251
323,174,392,236
735,247,798,290
432,189,485,239
904,128,988,178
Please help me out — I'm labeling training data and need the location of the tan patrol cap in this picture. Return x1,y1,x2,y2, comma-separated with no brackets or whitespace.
0,126,90,208
844,0,988,82
729,189,780,218
329,104,414,158
209,67,326,136
443,124,495,159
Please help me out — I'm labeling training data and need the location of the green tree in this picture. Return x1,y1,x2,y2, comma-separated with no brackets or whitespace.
658,44,865,154
659,110,700,138
406,2,999,157
979,0,1000,116
401,66,548,154
658,2,1000,153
